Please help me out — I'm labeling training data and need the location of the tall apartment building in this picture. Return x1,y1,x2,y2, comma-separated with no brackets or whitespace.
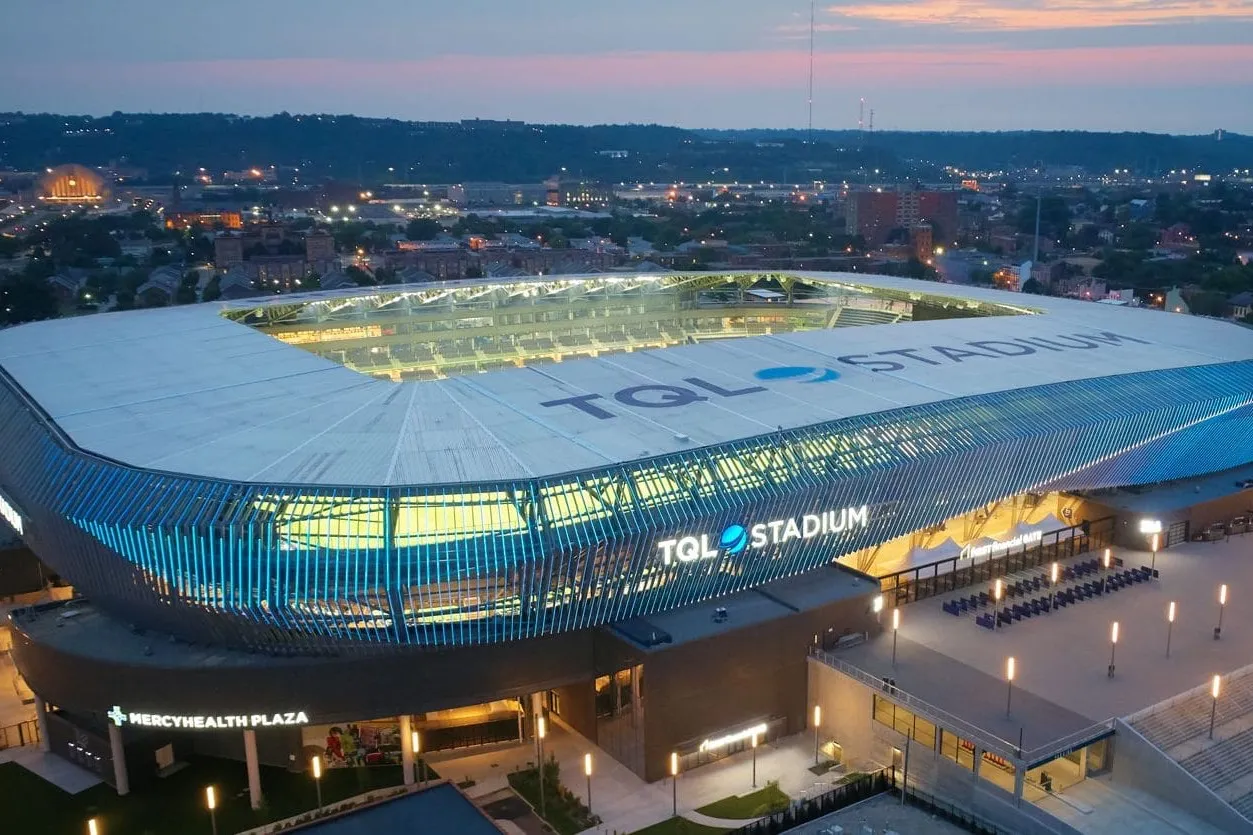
846,189,959,247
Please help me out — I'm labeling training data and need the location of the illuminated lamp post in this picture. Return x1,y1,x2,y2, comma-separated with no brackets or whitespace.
994,579,1004,629
813,704,822,765
311,755,323,812
1166,601,1176,658
206,786,218,835
670,752,679,817
87,819,100,835
1006,657,1016,717
1050,562,1059,609
1108,622,1119,678
1102,548,1112,592
873,594,884,624
1210,675,1222,739
751,732,758,788
584,753,593,816
411,730,425,786
1215,584,1228,640
1151,533,1160,572
891,608,901,666
537,717,547,820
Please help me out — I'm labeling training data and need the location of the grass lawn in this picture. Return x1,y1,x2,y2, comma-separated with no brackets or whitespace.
0,755,432,835
631,817,732,835
695,783,790,819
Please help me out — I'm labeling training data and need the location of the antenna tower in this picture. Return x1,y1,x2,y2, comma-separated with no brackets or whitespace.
807,0,815,144
859,97,865,132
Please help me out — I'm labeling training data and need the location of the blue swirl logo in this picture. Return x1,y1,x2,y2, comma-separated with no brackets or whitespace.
754,366,841,384
719,524,749,555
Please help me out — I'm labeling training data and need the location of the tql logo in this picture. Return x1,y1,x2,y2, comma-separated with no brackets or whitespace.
539,366,839,420
657,506,870,565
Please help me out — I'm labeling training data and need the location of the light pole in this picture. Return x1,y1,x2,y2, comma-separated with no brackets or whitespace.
87,819,100,835
1210,675,1222,739
1166,601,1176,657
873,593,884,625
537,716,547,820
1050,562,1059,608
206,785,218,835
311,755,323,812
1102,548,1112,592
1151,533,1160,572
584,753,593,815
411,730,425,786
1215,584,1228,640
994,579,1003,629
751,732,758,788
891,608,901,666
1108,622,1119,678
813,704,822,765
670,752,679,817
1006,657,1016,717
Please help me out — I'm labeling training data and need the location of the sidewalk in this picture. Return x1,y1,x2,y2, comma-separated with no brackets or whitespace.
430,722,862,835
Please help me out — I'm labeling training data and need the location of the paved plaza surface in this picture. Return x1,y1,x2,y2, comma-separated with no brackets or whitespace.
789,793,972,835
429,720,870,834
865,538,1253,730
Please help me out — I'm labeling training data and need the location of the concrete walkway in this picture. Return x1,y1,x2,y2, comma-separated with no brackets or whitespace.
0,745,102,793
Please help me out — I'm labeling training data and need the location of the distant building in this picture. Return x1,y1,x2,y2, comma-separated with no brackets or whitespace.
845,191,898,247
165,210,243,231
846,188,958,247
910,225,933,262
305,230,335,263
448,183,545,208
1227,292,1253,320
39,164,107,205
1159,223,1197,251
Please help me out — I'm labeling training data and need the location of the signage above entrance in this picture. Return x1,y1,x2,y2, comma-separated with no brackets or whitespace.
107,706,310,730
961,530,1043,560
0,491,24,536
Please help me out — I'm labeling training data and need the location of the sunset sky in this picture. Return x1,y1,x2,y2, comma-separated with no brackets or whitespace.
3,0,1251,132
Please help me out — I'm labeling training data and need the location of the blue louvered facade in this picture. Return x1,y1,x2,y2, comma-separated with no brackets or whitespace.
2,361,1252,654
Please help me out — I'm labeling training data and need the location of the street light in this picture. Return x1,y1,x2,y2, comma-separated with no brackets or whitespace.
670,752,679,817
891,608,901,666
994,579,1003,629
1050,562,1059,608
87,819,100,835
584,753,593,815
1006,657,1016,717
1150,533,1160,571
311,755,323,812
873,594,884,624
1210,675,1222,739
1167,601,1177,657
537,716,547,820
1102,548,1112,591
1108,622,1119,678
1216,585,1228,640
750,732,758,788
206,785,218,835
813,704,822,764
412,729,425,786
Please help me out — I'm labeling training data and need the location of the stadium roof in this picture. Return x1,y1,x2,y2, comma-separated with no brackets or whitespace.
3,272,1252,487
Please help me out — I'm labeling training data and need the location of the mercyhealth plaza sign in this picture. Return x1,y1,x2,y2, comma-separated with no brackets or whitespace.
107,706,309,730
658,505,870,565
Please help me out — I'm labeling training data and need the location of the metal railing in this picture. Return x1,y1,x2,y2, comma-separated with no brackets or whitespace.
813,649,1116,767
0,719,39,752
731,768,893,834
877,517,1115,606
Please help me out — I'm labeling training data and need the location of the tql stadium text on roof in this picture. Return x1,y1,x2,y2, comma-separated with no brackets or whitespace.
657,505,870,565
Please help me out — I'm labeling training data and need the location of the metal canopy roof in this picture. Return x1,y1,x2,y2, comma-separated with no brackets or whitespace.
2,271,1251,487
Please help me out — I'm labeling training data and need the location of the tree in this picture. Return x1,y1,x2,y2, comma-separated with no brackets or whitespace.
175,271,200,305
406,218,443,241
346,265,375,286
1021,278,1045,294
301,271,321,291
202,275,221,302
0,272,59,325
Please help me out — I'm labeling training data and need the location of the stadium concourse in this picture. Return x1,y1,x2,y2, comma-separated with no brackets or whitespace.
3,272,1253,833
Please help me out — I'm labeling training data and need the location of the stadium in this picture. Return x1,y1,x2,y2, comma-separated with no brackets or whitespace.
5,271,1253,806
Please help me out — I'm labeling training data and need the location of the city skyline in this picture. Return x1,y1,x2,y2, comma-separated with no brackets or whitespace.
1,1,1252,134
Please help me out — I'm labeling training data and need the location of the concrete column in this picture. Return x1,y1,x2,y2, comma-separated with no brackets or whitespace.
400,714,415,786
1078,745,1089,778
33,695,50,753
107,721,129,796
244,730,262,810
630,665,643,724
1013,766,1025,806
517,700,525,743
972,746,982,778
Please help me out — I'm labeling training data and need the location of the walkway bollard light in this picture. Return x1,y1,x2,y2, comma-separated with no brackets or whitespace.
1006,657,1016,717
1166,601,1176,658
1108,622,1119,678
1216,584,1228,640
891,608,901,666
206,785,218,835
1210,675,1222,739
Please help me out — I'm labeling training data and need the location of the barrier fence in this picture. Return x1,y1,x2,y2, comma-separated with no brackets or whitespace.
0,719,39,752
731,769,893,834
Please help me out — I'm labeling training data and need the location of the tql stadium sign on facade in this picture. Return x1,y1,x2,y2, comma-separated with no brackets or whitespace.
657,506,870,565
